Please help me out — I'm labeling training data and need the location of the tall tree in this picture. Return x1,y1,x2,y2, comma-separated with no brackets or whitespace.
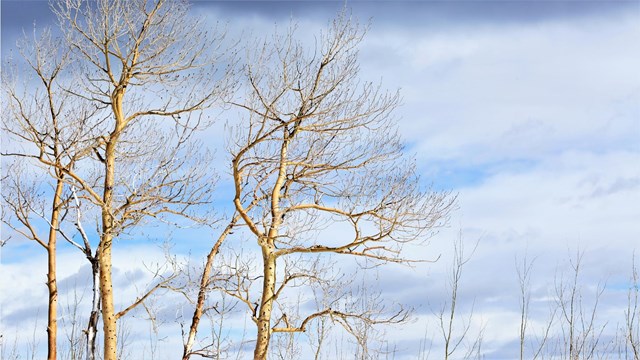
2,29,101,360
1,167,65,360
222,13,454,359
3,1,233,359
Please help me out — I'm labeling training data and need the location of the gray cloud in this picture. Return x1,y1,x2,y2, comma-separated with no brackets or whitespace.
55,264,95,303
3,304,46,326
193,1,637,30
4,1,635,47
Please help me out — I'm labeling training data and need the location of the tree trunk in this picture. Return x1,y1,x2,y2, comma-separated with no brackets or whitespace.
87,257,100,360
100,127,119,360
253,249,277,360
183,220,235,360
46,178,64,360
99,233,116,360
253,128,289,360
97,87,125,360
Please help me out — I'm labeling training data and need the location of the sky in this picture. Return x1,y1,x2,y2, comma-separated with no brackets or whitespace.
1,0,639,359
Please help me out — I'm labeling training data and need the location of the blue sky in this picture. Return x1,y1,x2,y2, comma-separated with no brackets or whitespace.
1,0,639,359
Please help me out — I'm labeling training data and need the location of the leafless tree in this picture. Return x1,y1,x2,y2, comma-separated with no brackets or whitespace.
625,254,639,359
2,1,234,359
1,27,102,360
61,188,101,360
0,332,20,360
516,253,534,360
436,234,482,360
515,253,556,360
217,12,454,359
1,169,59,359
182,215,239,360
554,250,608,360
418,323,433,360
59,280,88,360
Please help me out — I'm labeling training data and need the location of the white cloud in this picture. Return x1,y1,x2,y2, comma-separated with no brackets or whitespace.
360,13,639,168
376,147,639,357
2,2,638,359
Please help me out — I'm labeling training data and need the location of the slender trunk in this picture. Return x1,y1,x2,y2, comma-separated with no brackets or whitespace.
99,232,116,360
253,129,289,360
99,88,124,360
87,257,100,360
519,287,527,360
46,178,64,360
182,220,236,360
253,248,277,360
569,291,575,359
519,314,525,360
100,128,119,360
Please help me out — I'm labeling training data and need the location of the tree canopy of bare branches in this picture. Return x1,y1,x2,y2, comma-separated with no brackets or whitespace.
220,12,455,359
2,1,234,359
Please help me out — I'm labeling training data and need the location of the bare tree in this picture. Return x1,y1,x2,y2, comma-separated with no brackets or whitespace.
1,167,64,360
554,250,608,360
3,1,234,359
182,215,238,360
436,234,482,360
219,12,454,359
62,188,101,360
515,253,556,360
1,27,103,360
516,253,534,360
626,254,639,359
418,323,433,360
59,280,88,360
